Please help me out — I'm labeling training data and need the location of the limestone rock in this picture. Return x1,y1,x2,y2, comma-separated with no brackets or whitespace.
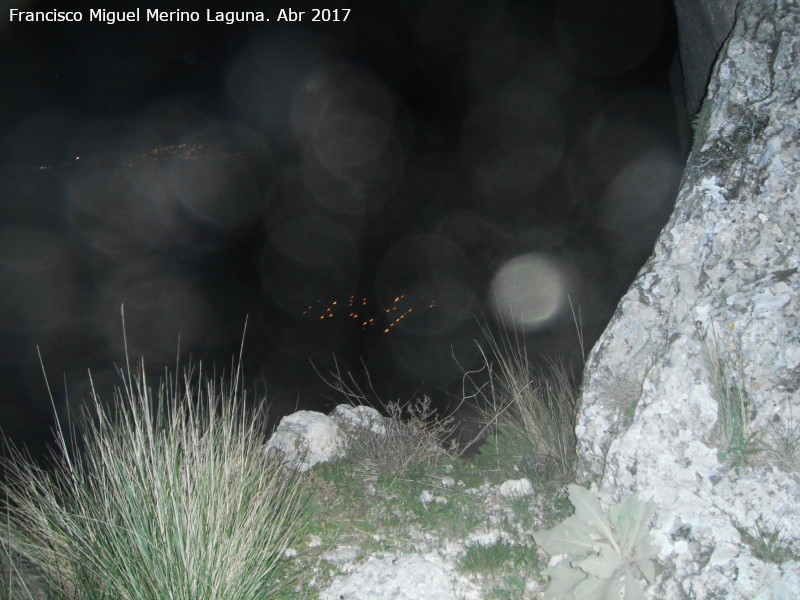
264,410,345,471
264,404,390,471
318,553,481,600
497,478,534,498
330,403,390,434
575,0,800,597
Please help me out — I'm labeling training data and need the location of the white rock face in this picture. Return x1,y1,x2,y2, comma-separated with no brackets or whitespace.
263,410,344,471
318,553,482,600
575,0,800,597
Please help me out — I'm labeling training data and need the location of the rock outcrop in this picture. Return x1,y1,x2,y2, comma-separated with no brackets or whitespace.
576,0,800,597
264,405,390,471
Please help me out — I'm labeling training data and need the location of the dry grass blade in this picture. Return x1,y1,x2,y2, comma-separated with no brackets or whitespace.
469,321,579,483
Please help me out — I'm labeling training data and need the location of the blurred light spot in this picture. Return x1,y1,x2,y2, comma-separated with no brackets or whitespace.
300,141,402,218
314,110,391,171
564,113,669,220
225,32,330,140
598,148,682,264
63,119,269,259
64,161,187,258
555,0,665,76
461,85,564,199
171,123,273,230
490,253,566,332
92,261,210,365
269,216,357,269
468,19,574,98
293,66,399,173
0,227,77,337
290,65,404,217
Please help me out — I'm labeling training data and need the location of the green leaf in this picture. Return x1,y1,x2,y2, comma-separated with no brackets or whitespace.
534,520,596,557
544,561,585,596
623,572,647,600
563,513,607,539
610,503,629,547
618,494,656,554
636,557,656,583
571,573,614,600
567,484,617,546
575,544,625,579
538,485,659,599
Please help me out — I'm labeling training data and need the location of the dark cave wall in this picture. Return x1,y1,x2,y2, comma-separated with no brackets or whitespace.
672,0,739,116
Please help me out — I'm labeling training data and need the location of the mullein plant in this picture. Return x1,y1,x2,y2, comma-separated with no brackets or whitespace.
533,484,658,600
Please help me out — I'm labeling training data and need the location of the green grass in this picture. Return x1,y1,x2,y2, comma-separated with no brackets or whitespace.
735,513,800,564
459,540,542,600
1,354,311,600
762,409,800,474
696,324,759,465
460,540,537,574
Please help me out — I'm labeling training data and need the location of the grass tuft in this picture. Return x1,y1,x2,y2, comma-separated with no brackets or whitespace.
762,409,800,475
735,512,800,564
465,323,579,484
697,325,760,465
1,352,311,600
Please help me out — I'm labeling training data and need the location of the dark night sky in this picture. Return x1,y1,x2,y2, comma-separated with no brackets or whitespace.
0,0,684,459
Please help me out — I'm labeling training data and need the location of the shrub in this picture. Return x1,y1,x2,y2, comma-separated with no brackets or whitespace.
344,396,455,481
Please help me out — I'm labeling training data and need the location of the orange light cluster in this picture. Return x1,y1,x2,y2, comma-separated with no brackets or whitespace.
140,143,241,162
301,294,436,334
35,141,245,171
302,295,371,326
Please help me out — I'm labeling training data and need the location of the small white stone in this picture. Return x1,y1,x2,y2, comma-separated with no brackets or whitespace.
420,490,434,504
497,478,534,498
468,530,501,547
